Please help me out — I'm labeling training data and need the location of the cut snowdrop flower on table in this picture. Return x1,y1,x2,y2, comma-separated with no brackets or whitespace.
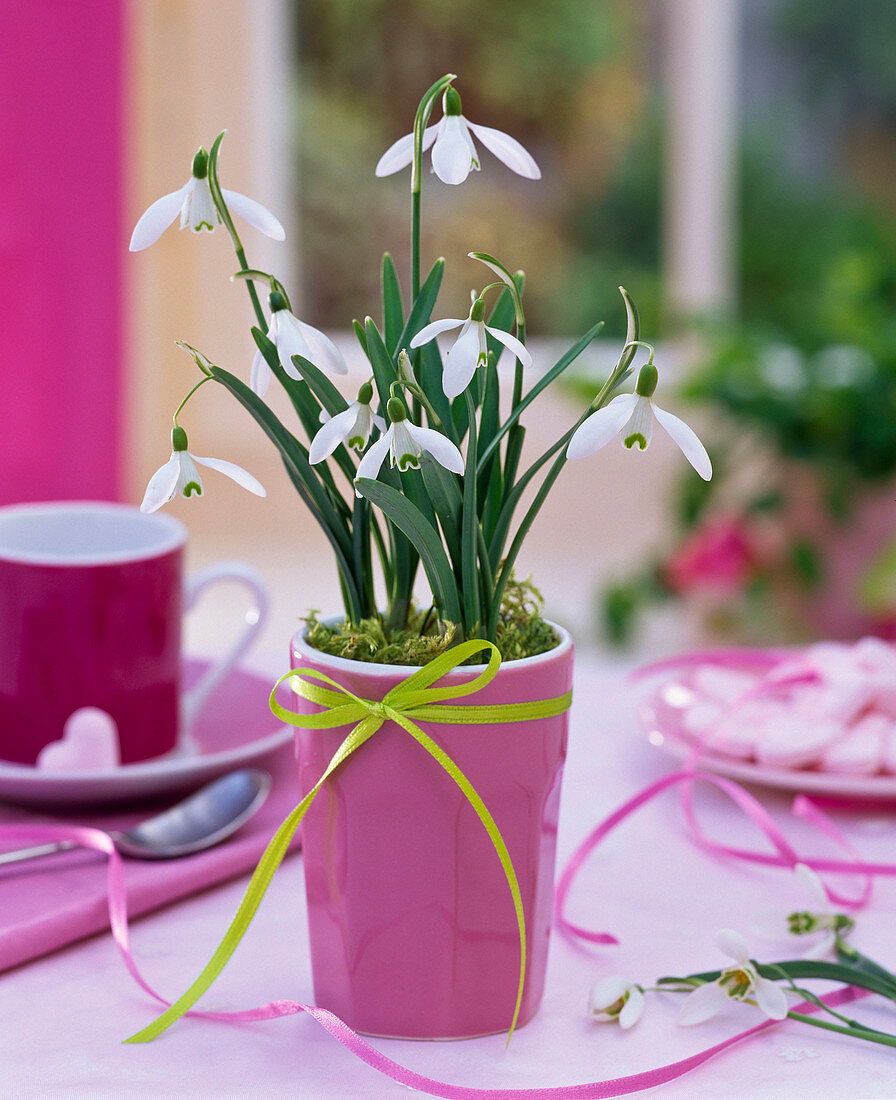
129,146,285,251
376,86,540,186
742,863,856,962
588,976,645,1029
677,930,789,1024
140,426,266,513
586,904,896,1051
785,864,855,959
411,292,533,399
567,348,712,481
250,290,348,398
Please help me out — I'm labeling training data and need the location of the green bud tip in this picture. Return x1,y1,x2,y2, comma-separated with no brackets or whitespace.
171,425,189,452
387,397,407,423
443,87,462,117
268,290,287,313
470,297,486,322
635,362,658,397
191,148,209,179
358,381,374,405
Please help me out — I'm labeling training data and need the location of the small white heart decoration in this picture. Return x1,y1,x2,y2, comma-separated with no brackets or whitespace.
36,707,122,772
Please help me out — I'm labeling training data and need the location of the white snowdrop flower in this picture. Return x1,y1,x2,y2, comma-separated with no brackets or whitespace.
567,362,712,481
140,427,266,512
376,87,540,186
130,147,285,251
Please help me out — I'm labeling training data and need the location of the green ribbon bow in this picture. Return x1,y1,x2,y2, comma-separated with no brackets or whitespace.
126,639,572,1044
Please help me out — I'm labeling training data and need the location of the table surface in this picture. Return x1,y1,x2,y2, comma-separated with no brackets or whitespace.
4,652,896,1100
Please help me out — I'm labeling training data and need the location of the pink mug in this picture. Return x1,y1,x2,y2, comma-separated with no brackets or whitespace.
0,501,267,766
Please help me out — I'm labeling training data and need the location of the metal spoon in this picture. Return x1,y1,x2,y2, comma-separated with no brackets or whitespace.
0,768,272,865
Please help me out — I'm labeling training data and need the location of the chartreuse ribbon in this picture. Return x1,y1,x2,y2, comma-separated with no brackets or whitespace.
125,639,571,1044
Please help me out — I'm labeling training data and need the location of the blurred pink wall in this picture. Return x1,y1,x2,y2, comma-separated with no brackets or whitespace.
0,0,125,504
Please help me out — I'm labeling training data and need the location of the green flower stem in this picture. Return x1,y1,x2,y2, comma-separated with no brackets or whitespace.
390,378,442,428
761,965,883,1033
172,376,213,423
488,444,569,639
462,389,481,636
488,355,624,596
411,190,422,302
477,320,606,476
487,412,589,571
512,316,526,410
409,74,456,300
352,493,376,618
587,344,646,412
786,1011,896,1049
836,938,896,997
477,525,495,622
207,132,267,332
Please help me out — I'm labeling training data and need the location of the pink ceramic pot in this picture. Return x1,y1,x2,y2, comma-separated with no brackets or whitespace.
291,625,573,1039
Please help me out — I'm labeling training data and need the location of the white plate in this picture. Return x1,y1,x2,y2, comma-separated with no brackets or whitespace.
641,672,896,802
0,659,292,809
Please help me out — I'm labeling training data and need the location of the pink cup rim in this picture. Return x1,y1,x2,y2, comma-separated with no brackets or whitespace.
292,618,573,679
0,501,186,567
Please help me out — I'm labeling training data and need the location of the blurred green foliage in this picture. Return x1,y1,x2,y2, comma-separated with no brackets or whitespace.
778,0,896,118
293,0,655,335
688,139,896,488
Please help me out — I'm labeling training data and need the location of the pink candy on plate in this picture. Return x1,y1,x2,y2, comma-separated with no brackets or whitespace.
36,707,121,772
658,637,896,776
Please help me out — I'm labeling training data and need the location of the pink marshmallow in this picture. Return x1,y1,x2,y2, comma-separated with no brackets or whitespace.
691,666,761,706
821,713,888,776
36,707,121,772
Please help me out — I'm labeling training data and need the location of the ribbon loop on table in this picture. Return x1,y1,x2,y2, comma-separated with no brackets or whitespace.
127,639,572,1045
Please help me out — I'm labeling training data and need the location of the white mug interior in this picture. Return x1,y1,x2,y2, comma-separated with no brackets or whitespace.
0,501,185,565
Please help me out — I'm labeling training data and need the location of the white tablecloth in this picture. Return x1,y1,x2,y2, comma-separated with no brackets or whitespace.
5,654,896,1099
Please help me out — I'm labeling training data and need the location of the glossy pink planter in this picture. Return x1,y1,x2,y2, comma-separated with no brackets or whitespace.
291,626,573,1039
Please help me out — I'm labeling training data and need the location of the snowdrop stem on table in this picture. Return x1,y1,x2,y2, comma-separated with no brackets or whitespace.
651,935,896,1051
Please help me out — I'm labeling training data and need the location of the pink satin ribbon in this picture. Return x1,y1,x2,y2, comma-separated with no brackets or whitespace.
553,768,885,951
1,759,891,1098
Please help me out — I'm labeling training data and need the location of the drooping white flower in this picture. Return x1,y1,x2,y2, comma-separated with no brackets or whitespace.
354,398,464,496
410,295,532,399
588,976,645,1029
140,427,266,513
678,930,789,1026
376,87,540,186
567,362,712,481
309,383,386,463
130,147,285,251
785,863,854,959
251,292,348,397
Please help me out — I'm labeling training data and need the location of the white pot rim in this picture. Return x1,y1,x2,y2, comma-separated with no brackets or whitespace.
293,618,573,679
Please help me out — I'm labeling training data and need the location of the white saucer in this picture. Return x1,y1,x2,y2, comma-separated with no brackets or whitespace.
0,659,293,809
641,674,896,802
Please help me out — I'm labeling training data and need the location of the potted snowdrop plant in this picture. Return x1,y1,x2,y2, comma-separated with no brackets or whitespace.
589,867,896,1052
127,75,711,1044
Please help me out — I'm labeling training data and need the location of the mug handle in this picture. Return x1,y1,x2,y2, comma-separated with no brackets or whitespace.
181,562,269,733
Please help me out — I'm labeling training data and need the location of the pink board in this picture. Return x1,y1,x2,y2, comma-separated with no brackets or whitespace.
0,0,125,503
